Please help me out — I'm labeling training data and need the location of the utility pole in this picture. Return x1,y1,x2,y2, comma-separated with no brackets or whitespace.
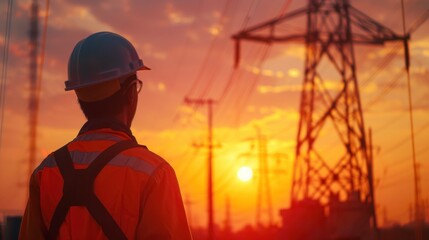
413,161,422,240
400,1,423,238
184,97,216,240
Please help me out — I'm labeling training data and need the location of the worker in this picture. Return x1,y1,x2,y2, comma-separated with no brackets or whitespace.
19,32,193,240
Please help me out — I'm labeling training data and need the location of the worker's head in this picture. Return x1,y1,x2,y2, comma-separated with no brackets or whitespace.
64,32,150,126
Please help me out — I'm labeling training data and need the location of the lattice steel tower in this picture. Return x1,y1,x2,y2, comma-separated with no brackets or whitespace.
233,0,407,239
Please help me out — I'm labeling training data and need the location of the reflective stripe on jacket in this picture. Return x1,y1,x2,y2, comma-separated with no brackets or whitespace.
19,120,193,240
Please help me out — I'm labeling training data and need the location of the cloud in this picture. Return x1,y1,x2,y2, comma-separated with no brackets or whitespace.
412,37,429,59
258,84,302,94
243,65,300,80
141,80,167,93
361,82,378,94
257,79,345,94
176,105,206,126
165,3,194,25
8,42,27,58
282,45,306,60
412,66,429,87
208,24,223,36
49,4,114,33
288,68,300,78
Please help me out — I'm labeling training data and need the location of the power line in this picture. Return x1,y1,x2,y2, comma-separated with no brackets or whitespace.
233,45,272,124
378,143,429,193
278,0,294,17
162,0,242,152
240,0,261,31
215,44,271,129
214,44,265,121
198,0,239,99
170,0,207,84
400,0,422,237
369,94,427,138
237,45,271,111
181,164,205,189
360,42,402,88
377,176,411,190
186,1,242,129
408,8,429,34
214,168,238,195
174,147,201,177
186,0,234,98
214,0,268,116
213,0,294,135
379,119,429,159
364,69,405,109
179,0,269,160
149,0,230,158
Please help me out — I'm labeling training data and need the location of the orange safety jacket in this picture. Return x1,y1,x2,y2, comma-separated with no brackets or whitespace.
19,119,193,240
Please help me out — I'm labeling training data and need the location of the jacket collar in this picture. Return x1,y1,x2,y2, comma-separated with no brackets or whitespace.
78,118,137,142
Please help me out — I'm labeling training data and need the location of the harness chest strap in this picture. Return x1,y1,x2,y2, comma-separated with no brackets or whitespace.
48,140,145,240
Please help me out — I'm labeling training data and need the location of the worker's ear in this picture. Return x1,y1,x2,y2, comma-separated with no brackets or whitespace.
126,85,137,104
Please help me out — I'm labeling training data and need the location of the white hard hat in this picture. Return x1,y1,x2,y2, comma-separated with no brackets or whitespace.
65,32,150,93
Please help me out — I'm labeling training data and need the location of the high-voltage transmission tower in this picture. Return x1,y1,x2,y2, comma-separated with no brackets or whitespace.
233,0,408,239
29,0,40,181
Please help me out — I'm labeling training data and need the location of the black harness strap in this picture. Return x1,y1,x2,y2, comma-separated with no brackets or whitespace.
48,140,140,240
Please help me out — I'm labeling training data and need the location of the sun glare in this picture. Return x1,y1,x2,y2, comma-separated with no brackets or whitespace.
237,166,253,182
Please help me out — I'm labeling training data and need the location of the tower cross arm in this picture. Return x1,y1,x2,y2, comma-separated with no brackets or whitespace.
349,6,410,45
232,7,308,44
232,34,306,44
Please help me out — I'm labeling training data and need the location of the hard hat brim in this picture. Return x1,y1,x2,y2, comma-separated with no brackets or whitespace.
140,65,151,71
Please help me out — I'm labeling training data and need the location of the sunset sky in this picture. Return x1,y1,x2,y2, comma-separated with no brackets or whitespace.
0,0,428,231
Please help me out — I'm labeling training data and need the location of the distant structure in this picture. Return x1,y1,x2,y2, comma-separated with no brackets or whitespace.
232,0,408,239
28,0,39,182
254,127,273,227
184,97,217,240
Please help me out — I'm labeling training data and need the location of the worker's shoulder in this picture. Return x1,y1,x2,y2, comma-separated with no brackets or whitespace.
119,145,172,174
32,141,173,177
33,152,56,174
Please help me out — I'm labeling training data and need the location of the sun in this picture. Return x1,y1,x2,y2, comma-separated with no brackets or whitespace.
237,166,253,182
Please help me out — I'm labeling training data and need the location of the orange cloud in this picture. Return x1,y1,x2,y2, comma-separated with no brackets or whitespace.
48,4,114,32
258,84,301,93
165,3,194,25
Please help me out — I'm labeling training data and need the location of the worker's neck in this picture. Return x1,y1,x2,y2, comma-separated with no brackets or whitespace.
86,112,131,129
114,109,133,128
